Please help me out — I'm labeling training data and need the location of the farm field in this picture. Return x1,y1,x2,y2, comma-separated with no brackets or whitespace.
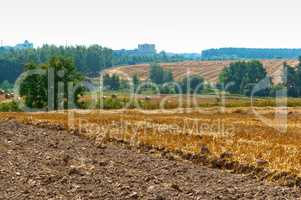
2,0,301,198
80,93,301,109
1,120,301,199
104,60,299,84
1,107,301,187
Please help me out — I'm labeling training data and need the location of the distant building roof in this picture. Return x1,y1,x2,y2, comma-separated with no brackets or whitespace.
114,44,157,56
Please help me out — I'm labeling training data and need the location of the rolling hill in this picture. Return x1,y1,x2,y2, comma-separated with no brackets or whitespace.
104,60,299,84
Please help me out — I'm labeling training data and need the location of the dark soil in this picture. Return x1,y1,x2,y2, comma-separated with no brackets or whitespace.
0,120,300,200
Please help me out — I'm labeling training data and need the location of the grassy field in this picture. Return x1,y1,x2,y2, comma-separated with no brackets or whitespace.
1,106,301,185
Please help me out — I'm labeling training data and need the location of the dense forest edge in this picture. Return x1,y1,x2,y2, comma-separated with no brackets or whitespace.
2,44,301,84
202,48,301,60
0,44,188,84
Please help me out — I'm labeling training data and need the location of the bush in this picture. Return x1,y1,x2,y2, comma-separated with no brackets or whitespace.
160,84,177,94
0,101,21,112
96,98,125,109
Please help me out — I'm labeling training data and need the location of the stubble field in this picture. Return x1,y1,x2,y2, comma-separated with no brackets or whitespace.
104,60,299,84
1,107,301,187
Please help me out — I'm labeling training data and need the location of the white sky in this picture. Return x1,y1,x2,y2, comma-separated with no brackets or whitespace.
1,0,301,53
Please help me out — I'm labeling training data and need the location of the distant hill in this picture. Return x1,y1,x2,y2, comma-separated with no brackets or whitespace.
104,60,299,84
201,48,301,60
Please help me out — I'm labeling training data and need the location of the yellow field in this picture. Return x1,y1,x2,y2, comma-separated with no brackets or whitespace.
1,107,301,184
104,60,299,84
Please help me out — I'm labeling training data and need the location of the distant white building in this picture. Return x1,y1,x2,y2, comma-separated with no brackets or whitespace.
114,44,157,56
137,44,156,55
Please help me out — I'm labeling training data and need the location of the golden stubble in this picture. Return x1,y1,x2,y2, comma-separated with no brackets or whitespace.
1,107,301,176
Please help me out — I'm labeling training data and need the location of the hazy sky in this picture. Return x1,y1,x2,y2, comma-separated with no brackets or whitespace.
1,0,301,52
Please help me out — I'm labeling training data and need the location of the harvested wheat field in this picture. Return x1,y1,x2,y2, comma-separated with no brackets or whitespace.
104,60,299,84
1,107,301,188
1,120,301,199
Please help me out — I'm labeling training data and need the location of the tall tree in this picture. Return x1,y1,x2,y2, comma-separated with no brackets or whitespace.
132,74,140,91
181,75,204,94
219,60,271,96
149,63,165,84
149,63,174,84
20,57,84,110
103,74,121,90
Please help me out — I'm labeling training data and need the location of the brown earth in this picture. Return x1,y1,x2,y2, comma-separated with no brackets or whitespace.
1,120,301,199
104,60,299,84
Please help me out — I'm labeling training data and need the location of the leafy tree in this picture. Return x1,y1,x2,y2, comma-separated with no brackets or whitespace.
281,62,299,97
103,74,121,90
103,74,111,89
19,63,48,108
181,75,204,94
164,69,174,83
219,60,271,96
20,57,84,110
279,58,301,97
149,63,165,84
119,79,130,90
149,63,174,84
111,74,121,90
296,57,301,96
132,74,140,91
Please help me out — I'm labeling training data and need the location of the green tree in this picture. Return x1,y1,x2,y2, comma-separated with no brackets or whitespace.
296,57,301,96
219,60,270,96
132,74,140,91
20,57,84,110
103,73,121,90
149,63,174,84
103,74,111,89
164,69,174,83
282,62,299,97
149,63,165,84
20,63,48,108
181,75,204,94
111,74,121,90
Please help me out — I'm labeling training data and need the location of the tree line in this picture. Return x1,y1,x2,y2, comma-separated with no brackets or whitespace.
0,45,188,84
104,59,301,98
219,58,301,97
103,63,206,95
6,56,301,111
202,48,301,60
